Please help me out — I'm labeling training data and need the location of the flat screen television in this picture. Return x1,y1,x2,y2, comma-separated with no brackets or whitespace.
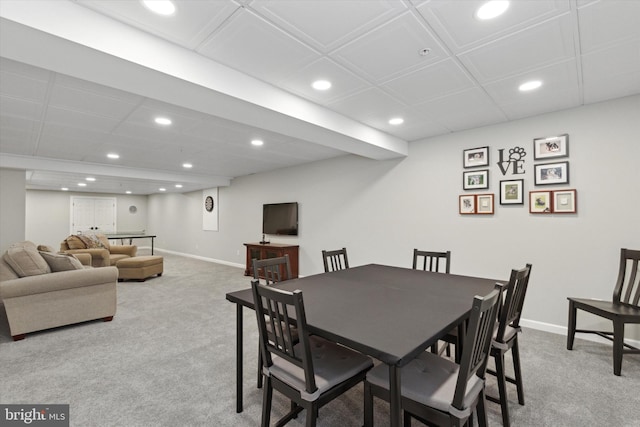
263,202,298,236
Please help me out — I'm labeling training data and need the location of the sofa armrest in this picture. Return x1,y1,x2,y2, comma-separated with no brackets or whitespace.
72,253,92,266
110,245,137,257
0,266,118,299
62,248,110,267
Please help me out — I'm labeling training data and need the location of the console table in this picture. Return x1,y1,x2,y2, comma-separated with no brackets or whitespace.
243,242,299,279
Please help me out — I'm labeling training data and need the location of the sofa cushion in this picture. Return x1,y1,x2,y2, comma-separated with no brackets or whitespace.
0,256,19,282
96,234,110,250
3,242,51,277
39,251,84,272
66,235,86,249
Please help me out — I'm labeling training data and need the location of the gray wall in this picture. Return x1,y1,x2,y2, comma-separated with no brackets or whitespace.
148,95,640,338
25,191,149,249
0,168,26,253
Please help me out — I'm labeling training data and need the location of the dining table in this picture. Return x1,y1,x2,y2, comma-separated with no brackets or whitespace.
225,263,501,427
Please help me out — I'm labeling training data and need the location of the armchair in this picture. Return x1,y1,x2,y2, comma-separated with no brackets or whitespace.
60,234,136,267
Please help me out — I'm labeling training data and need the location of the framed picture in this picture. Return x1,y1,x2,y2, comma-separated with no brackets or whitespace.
553,189,577,213
476,194,494,214
463,146,489,168
534,161,569,186
459,195,475,214
463,169,489,190
500,179,524,205
533,134,569,160
529,191,552,213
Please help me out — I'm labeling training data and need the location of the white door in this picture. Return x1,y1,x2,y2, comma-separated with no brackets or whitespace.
71,197,116,234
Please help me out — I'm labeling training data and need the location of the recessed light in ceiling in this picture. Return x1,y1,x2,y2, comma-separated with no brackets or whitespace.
107,153,120,159
312,80,332,91
78,183,87,187
419,48,431,57
182,163,193,168
159,188,166,192
141,0,176,16
251,139,264,146
476,1,509,20
389,117,404,125
175,184,183,188
154,117,172,126
86,177,96,182
126,191,132,194
61,187,69,191
519,80,542,92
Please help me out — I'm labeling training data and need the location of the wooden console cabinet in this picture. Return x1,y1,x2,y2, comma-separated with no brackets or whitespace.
244,242,299,279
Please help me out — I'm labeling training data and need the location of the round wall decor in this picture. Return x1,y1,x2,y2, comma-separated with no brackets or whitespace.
129,205,137,214
205,196,215,212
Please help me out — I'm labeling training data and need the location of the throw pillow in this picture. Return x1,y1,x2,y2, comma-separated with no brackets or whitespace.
66,235,86,250
37,244,55,252
3,243,51,277
39,251,84,272
96,234,110,250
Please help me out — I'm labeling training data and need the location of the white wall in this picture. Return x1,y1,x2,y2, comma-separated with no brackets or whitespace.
148,95,640,338
0,168,26,253
25,190,148,248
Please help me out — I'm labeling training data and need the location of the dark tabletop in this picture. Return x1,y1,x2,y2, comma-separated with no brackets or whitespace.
226,263,500,366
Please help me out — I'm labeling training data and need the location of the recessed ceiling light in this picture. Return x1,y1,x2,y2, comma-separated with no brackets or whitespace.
251,139,264,146
159,188,166,192
78,183,87,187
85,177,96,182
389,117,404,125
154,117,172,126
182,163,193,168
175,184,183,188
125,191,132,194
61,187,69,191
476,1,509,20
142,0,176,16
519,80,542,92
312,80,332,91
107,153,120,159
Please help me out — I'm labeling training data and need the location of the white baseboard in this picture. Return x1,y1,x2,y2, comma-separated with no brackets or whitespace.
153,248,245,270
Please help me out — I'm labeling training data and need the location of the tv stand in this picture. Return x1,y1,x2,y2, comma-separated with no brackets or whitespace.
244,242,299,278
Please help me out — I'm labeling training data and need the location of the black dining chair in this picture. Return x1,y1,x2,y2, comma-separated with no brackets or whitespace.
252,255,294,388
567,248,640,376
486,264,532,427
363,284,503,427
252,280,373,427
322,247,349,272
412,249,456,358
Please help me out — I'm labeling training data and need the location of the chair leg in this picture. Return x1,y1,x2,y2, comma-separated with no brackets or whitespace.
613,320,624,376
257,352,263,388
511,338,525,405
494,353,511,427
567,301,577,350
476,389,488,427
306,403,317,427
363,382,374,427
261,375,272,427
403,411,412,427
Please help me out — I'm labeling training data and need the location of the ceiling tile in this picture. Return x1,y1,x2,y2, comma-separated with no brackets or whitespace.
582,39,640,103
578,0,640,53
332,11,449,83
458,13,576,83
327,87,408,126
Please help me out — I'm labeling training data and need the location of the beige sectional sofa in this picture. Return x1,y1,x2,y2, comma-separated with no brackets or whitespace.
0,241,118,340
60,233,136,267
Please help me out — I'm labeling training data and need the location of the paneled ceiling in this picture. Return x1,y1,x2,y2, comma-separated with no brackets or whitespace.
0,0,638,195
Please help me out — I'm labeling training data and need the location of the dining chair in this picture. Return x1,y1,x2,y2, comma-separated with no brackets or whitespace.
252,255,293,285
252,255,294,388
412,249,456,358
486,264,533,427
322,247,349,272
412,249,451,273
363,284,502,427
567,248,640,376
251,280,373,427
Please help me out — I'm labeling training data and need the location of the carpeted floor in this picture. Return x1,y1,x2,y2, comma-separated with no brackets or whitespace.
1,251,638,426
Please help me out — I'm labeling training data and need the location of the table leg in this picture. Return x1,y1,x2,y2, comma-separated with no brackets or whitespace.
236,303,244,413
389,365,401,427
151,237,155,255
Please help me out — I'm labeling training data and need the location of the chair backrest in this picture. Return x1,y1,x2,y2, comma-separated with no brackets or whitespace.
322,248,349,273
613,248,640,307
252,255,292,285
251,280,317,394
412,249,451,273
452,284,502,411
494,264,533,343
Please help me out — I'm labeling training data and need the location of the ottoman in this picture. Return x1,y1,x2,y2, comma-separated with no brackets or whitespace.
116,256,163,282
